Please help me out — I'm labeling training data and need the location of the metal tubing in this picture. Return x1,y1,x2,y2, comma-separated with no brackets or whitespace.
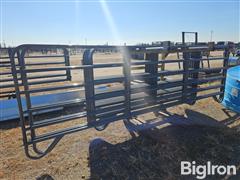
9,48,30,158
27,83,84,93
219,49,230,101
144,53,158,97
7,44,230,159
18,48,39,153
123,48,131,120
64,48,72,81
83,49,96,124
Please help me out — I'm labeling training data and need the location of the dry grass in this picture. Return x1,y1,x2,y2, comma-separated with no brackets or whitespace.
1,51,239,179
89,125,240,180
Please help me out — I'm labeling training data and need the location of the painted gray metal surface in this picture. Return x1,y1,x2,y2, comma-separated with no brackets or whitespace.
6,44,231,158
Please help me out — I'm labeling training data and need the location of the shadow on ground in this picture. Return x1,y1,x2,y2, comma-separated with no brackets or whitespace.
36,174,54,180
186,109,240,128
1,104,239,131
88,110,240,180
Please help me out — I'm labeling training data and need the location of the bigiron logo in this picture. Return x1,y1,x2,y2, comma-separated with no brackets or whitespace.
181,161,237,179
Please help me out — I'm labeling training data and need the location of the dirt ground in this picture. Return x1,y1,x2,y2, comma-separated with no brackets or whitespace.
0,51,239,179
0,98,239,180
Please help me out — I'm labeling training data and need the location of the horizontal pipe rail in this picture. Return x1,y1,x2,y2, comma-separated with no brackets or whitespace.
7,44,230,158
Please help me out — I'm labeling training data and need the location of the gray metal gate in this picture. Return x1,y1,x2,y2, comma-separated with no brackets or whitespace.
9,44,230,158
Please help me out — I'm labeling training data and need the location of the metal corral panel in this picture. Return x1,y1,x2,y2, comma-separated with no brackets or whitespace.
228,56,240,66
222,66,240,113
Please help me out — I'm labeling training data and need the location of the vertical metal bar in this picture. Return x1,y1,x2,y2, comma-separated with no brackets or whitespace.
177,51,181,69
219,48,230,101
160,53,168,80
195,32,198,45
9,48,30,157
145,53,158,97
178,62,181,69
183,51,201,104
207,58,210,68
123,48,131,120
7,48,12,59
189,52,201,104
201,58,204,68
83,49,96,123
19,48,40,151
64,48,71,81
182,32,185,45
182,52,190,103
